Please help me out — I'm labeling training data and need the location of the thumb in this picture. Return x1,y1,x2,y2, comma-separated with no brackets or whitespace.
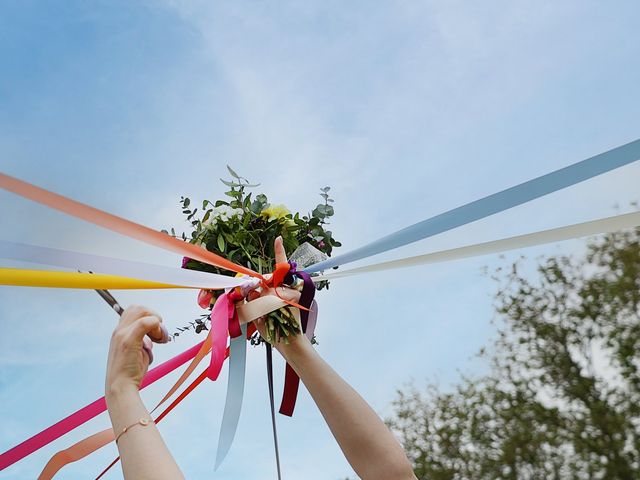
274,235,288,264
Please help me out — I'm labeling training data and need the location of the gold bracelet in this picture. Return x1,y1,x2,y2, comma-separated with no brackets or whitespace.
115,418,154,444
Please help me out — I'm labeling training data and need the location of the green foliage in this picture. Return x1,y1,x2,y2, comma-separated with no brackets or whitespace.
167,167,340,342
176,168,339,276
388,227,640,479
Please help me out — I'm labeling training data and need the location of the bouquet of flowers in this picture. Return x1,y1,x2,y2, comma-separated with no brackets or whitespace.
165,166,341,342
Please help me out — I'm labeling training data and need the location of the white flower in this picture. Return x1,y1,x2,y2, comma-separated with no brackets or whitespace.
204,205,244,228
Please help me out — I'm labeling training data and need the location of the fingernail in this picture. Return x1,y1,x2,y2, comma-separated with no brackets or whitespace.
160,324,170,343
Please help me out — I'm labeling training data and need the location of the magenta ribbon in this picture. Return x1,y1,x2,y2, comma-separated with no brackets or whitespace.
0,340,206,471
207,292,233,381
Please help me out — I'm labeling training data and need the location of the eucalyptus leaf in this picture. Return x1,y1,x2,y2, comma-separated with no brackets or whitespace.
226,165,240,178
220,178,238,187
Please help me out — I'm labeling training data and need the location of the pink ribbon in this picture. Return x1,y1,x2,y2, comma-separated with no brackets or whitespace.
0,340,206,471
207,291,232,381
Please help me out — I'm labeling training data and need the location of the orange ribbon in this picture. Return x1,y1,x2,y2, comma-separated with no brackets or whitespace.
0,173,261,279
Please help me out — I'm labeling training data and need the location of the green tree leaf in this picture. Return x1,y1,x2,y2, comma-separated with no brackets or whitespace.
388,227,640,479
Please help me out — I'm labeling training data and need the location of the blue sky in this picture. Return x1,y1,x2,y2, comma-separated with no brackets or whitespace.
1,1,640,478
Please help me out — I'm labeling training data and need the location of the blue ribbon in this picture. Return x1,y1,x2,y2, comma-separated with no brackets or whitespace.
214,322,248,470
305,139,640,273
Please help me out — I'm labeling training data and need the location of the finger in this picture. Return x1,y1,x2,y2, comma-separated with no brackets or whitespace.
274,235,287,264
277,286,301,303
142,336,154,365
248,290,261,301
119,305,161,328
150,323,170,344
252,316,266,335
131,315,163,343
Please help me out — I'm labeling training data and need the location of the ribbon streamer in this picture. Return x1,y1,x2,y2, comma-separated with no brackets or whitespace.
313,211,640,281
0,240,245,289
0,268,185,289
306,138,640,272
279,303,318,416
279,266,316,416
95,368,211,480
0,172,260,278
37,356,219,480
215,322,248,469
0,340,207,471
208,292,233,381
266,344,282,480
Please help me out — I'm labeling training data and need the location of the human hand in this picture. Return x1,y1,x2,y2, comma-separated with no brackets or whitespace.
105,306,167,397
249,236,311,356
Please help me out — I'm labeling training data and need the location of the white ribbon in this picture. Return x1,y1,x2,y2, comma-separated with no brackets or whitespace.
0,240,244,289
313,211,640,280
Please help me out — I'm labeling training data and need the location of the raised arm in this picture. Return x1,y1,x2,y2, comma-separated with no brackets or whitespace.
105,306,185,480
255,238,417,480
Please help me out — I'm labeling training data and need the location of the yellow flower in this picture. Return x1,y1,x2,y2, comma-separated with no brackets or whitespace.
261,204,291,222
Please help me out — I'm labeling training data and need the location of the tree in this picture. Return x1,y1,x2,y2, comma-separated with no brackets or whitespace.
387,227,640,479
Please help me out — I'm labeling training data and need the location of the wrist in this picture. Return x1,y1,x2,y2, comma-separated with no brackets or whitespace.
276,334,314,364
105,379,140,403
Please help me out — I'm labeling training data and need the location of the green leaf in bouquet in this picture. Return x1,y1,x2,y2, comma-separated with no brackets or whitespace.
250,200,262,215
184,198,191,207
223,231,235,244
206,238,218,252
220,178,239,188
226,165,240,179
312,207,325,219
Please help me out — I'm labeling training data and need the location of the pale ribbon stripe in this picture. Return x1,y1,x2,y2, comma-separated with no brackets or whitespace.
306,138,640,273
215,322,248,470
313,211,640,281
0,240,245,289
0,172,259,278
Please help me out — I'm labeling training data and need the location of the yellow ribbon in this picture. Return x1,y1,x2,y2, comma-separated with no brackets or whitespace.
0,268,186,289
